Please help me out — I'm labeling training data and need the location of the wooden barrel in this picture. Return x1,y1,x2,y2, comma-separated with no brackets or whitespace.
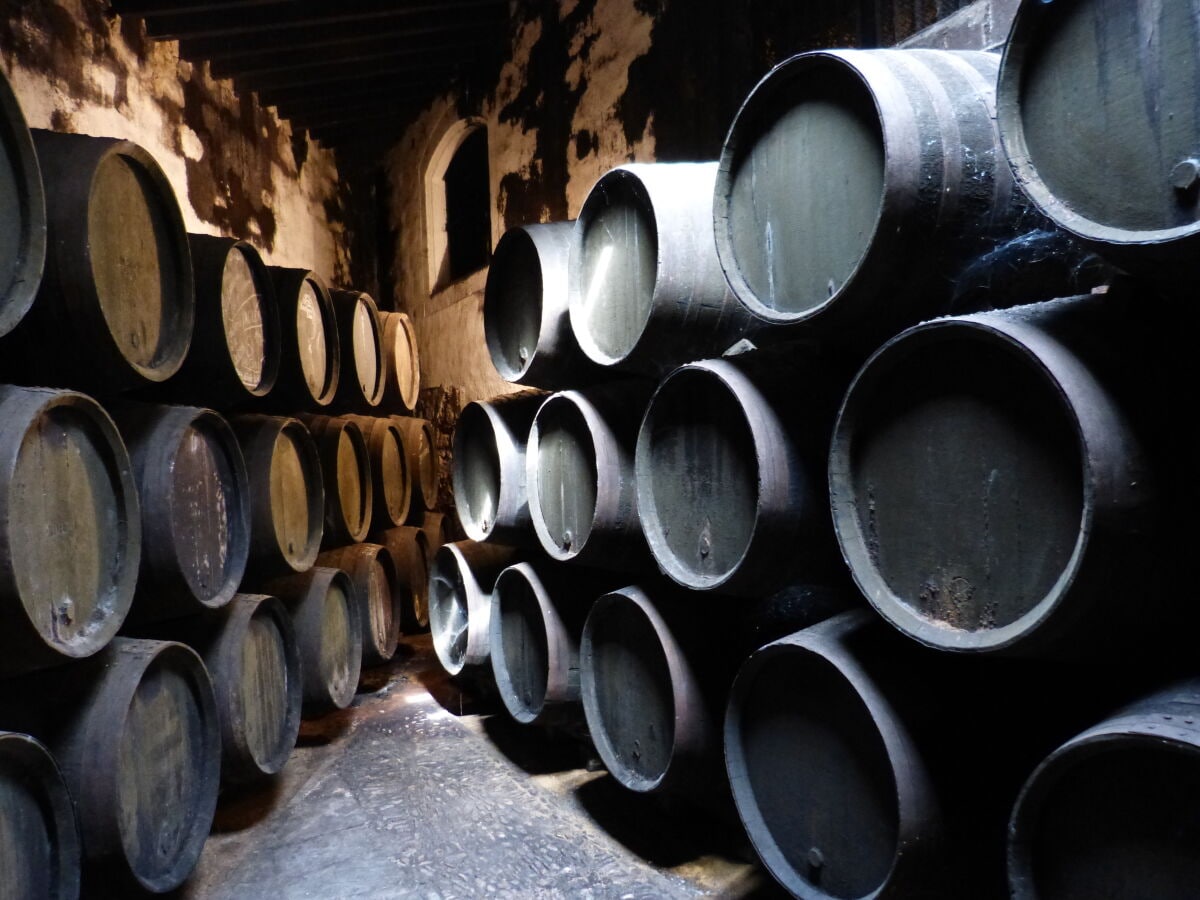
0,67,46,338
330,289,385,411
301,415,374,547
635,353,839,596
569,162,753,375
0,638,220,893
0,731,80,900
427,540,518,677
261,567,362,716
391,415,438,516
998,1,1200,285
6,131,194,392
1009,681,1200,900
451,392,544,545
714,49,1048,348
111,402,250,623
485,221,598,389
317,543,400,666
829,293,1160,656
345,415,412,530
158,234,281,407
0,385,140,677
526,382,653,570
378,310,420,413
270,267,339,409
232,414,324,579
188,593,301,785
373,525,430,632
489,561,609,726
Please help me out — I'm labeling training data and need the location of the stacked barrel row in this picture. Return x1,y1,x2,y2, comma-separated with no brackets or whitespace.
445,3,1200,898
0,67,437,897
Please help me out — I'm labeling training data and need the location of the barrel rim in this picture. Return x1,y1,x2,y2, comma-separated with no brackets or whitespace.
452,401,511,543
0,68,47,338
332,289,386,409
526,390,601,562
635,359,763,592
829,316,1092,653
485,226,546,383
0,730,82,898
1007,723,1200,898
348,415,413,528
724,614,920,899
714,49,890,325
271,416,325,572
428,542,491,676
275,267,341,407
570,165,661,367
997,2,1200,249
317,542,400,666
220,238,282,398
489,561,563,724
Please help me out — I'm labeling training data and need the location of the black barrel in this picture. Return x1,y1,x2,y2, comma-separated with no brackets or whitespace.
111,402,250,623
0,731,80,899
998,0,1200,286
452,392,545,546
0,638,220,894
261,567,362,716
157,234,281,407
0,385,140,677
485,221,598,388
317,543,401,667
345,414,412,531
391,415,438,517
301,414,374,547
330,289,385,411
0,66,46,338
427,540,518,677
374,525,431,632
1009,680,1200,900
829,292,1164,657
526,382,653,570
635,352,840,596
232,414,325,579
569,162,753,375
270,267,339,409
715,49,1057,348
4,131,194,392
378,310,420,414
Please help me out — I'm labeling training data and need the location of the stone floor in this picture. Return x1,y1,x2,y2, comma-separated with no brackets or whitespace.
179,635,786,899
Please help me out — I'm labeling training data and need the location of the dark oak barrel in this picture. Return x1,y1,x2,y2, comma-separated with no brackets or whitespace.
0,638,220,894
452,392,545,545
0,67,46,338
261,567,362,716
0,732,80,900
301,415,374,547
635,353,839,596
157,234,280,407
569,162,753,375
345,415,412,531
526,382,653,570
0,385,140,676
374,525,431,632
232,414,324,579
111,402,250,622
715,49,1055,348
391,415,438,517
829,293,1161,656
485,221,598,389
317,543,400,667
1009,681,1200,900
5,131,194,392
428,541,518,677
378,310,420,414
330,290,385,411
998,0,1200,285
270,267,339,409
192,594,301,785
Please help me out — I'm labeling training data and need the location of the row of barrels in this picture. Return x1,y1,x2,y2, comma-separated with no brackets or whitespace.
0,69,420,414
449,2,1200,898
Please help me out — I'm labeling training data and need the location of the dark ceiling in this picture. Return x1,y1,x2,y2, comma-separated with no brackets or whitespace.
108,0,512,150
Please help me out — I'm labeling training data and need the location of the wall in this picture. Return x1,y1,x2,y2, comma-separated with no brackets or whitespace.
0,0,354,283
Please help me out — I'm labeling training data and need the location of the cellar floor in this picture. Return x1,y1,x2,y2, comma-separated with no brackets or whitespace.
180,635,785,899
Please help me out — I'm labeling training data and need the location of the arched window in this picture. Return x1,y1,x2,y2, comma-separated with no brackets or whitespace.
424,119,492,291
